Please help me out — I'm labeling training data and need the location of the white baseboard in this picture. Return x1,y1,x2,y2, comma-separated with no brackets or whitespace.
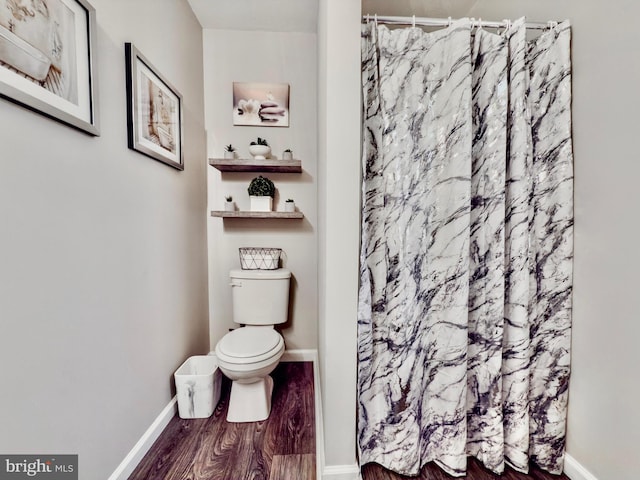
282,348,318,362
564,453,599,480
110,349,322,480
107,398,177,480
322,464,362,480
281,350,356,480
299,348,361,480
319,454,589,480
113,349,588,480
308,350,325,480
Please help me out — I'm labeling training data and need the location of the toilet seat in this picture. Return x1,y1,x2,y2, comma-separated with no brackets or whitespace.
216,328,283,365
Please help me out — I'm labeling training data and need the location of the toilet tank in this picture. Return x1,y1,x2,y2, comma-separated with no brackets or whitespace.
230,268,291,325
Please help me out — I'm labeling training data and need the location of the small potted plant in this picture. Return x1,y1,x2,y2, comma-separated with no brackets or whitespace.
284,198,295,212
224,195,234,211
224,144,236,159
247,175,275,211
248,137,271,160
283,148,293,161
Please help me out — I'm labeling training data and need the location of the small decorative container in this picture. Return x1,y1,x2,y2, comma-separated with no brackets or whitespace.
174,355,222,419
248,144,271,160
250,196,272,212
249,137,270,159
247,176,275,211
284,199,295,212
224,144,236,159
224,199,235,211
282,149,293,160
239,247,282,270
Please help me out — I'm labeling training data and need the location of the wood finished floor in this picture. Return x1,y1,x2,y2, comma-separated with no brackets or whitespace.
362,458,572,480
130,360,569,480
128,361,315,480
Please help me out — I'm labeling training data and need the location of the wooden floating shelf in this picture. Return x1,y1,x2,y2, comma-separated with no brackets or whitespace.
209,158,302,173
211,211,304,219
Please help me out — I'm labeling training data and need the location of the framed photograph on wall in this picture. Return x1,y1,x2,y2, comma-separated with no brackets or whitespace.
233,82,289,127
125,43,183,171
0,0,99,135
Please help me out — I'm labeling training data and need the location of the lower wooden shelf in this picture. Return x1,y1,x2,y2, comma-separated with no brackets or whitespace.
211,211,304,219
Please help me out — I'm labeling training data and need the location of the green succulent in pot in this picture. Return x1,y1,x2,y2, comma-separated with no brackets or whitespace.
247,176,275,198
248,137,271,160
224,144,236,159
250,137,269,146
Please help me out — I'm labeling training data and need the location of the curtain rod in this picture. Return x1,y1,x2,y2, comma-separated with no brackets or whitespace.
362,15,556,31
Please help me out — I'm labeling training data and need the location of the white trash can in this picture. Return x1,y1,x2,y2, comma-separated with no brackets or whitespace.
174,355,222,419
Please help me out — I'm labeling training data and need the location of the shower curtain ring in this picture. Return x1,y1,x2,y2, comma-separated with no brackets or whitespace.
448,16,452,27
374,14,378,26
412,15,416,28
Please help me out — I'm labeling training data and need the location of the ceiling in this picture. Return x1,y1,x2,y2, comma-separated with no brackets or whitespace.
361,0,480,18
187,0,318,32
188,1,483,33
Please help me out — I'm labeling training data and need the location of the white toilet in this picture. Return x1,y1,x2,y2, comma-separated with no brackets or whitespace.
214,268,290,422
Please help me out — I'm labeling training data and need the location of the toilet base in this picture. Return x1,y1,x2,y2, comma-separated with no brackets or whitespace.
226,375,274,423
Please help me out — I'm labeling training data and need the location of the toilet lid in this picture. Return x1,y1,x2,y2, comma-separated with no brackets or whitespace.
218,328,282,359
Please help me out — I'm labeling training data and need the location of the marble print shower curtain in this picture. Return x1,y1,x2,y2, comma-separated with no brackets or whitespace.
358,18,573,477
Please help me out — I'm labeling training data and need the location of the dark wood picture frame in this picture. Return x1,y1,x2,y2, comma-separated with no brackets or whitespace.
125,43,183,170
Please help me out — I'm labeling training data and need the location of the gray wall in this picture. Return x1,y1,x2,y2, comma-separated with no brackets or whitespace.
203,29,318,352
0,1,209,478
362,1,640,479
318,0,361,473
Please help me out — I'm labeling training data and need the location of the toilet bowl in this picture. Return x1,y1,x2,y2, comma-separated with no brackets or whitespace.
215,326,285,422
215,268,291,423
